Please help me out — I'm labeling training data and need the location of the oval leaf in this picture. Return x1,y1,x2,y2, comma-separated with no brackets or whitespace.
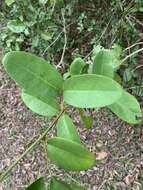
7,20,26,33
63,74,122,108
3,51,63,98
56,114,80,143
21,91,59,117
47,137,95,171
92,50,115,78
70,58,86,76
50,177,71,190
92,45,122,78
25,178,46,190
108,91,142,124
50,177,86,190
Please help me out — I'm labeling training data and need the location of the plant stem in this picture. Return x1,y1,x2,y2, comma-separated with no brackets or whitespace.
120,48,143,65
56,10,67,68
123,42,143,52
0,109,65,182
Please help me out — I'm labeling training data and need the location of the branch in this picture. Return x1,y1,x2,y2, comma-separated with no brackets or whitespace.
42,21,73,57
0,109,65,182
120,48,143,65
56,10,67,68
84,14,113,59
123,42,143,52
42,31,63,56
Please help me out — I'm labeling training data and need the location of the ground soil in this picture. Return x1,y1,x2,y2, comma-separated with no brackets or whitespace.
0,53,143,190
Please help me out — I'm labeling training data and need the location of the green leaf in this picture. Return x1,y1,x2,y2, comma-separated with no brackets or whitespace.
92,45,122,78
63,72,70,80
39,0,48,5
25,178,46,190
63,74,122,108
47,137,95,171
50,177,71,190
123,68,132,82
50,177,86,190
114,73,122,84
111,44,122,60
132,86,143,97
56,114,80,143
81,64,90,74
70,58,86,76
92,45,104,59
7,20,26,33
5,0,15,6
79,109,93,129
3,51,63,98
108,91,142,124
92,50,115,78
21,91,59,117
70,184,86,190
41,32,53,41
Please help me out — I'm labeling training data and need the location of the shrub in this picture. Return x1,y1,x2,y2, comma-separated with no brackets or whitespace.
0,46,142,189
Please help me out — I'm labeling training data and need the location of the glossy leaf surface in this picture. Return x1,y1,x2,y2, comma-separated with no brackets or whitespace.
47,137,95,171
64,74,122,108
56,114,80,143
3,51,63,98
25,178,46,190
21,91,59,117
108,91,142,124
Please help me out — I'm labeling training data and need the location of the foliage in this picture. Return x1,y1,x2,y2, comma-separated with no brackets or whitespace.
25,178,46,190
1,48,142,188
0,0,143,96
0,0,63,60
25,177,86,190
0,0,143,189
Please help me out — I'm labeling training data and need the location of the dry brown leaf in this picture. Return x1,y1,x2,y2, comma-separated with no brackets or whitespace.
124,175,130,185
96,151,108,160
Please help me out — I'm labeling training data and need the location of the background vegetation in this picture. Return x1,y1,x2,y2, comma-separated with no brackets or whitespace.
0,0,143,96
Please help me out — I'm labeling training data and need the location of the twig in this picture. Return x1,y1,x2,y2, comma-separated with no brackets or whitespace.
42,22,73,56
97,180,107,190
0,109,65,182
120,48,143,65
56,10,67,68
133,64,143,71
126,85,143,90
50,0,56,15
129,15,143,27
123,42,143,52
42,31,63,56
84,14,113,59
110,0,135,45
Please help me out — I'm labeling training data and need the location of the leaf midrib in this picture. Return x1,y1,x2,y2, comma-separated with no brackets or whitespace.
65,90,119,93
20,64,59,91
28,94,57,112
49,142,94,161
50,145,94,162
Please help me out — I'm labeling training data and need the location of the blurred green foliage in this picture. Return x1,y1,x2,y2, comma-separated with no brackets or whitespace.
0,0,143,96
